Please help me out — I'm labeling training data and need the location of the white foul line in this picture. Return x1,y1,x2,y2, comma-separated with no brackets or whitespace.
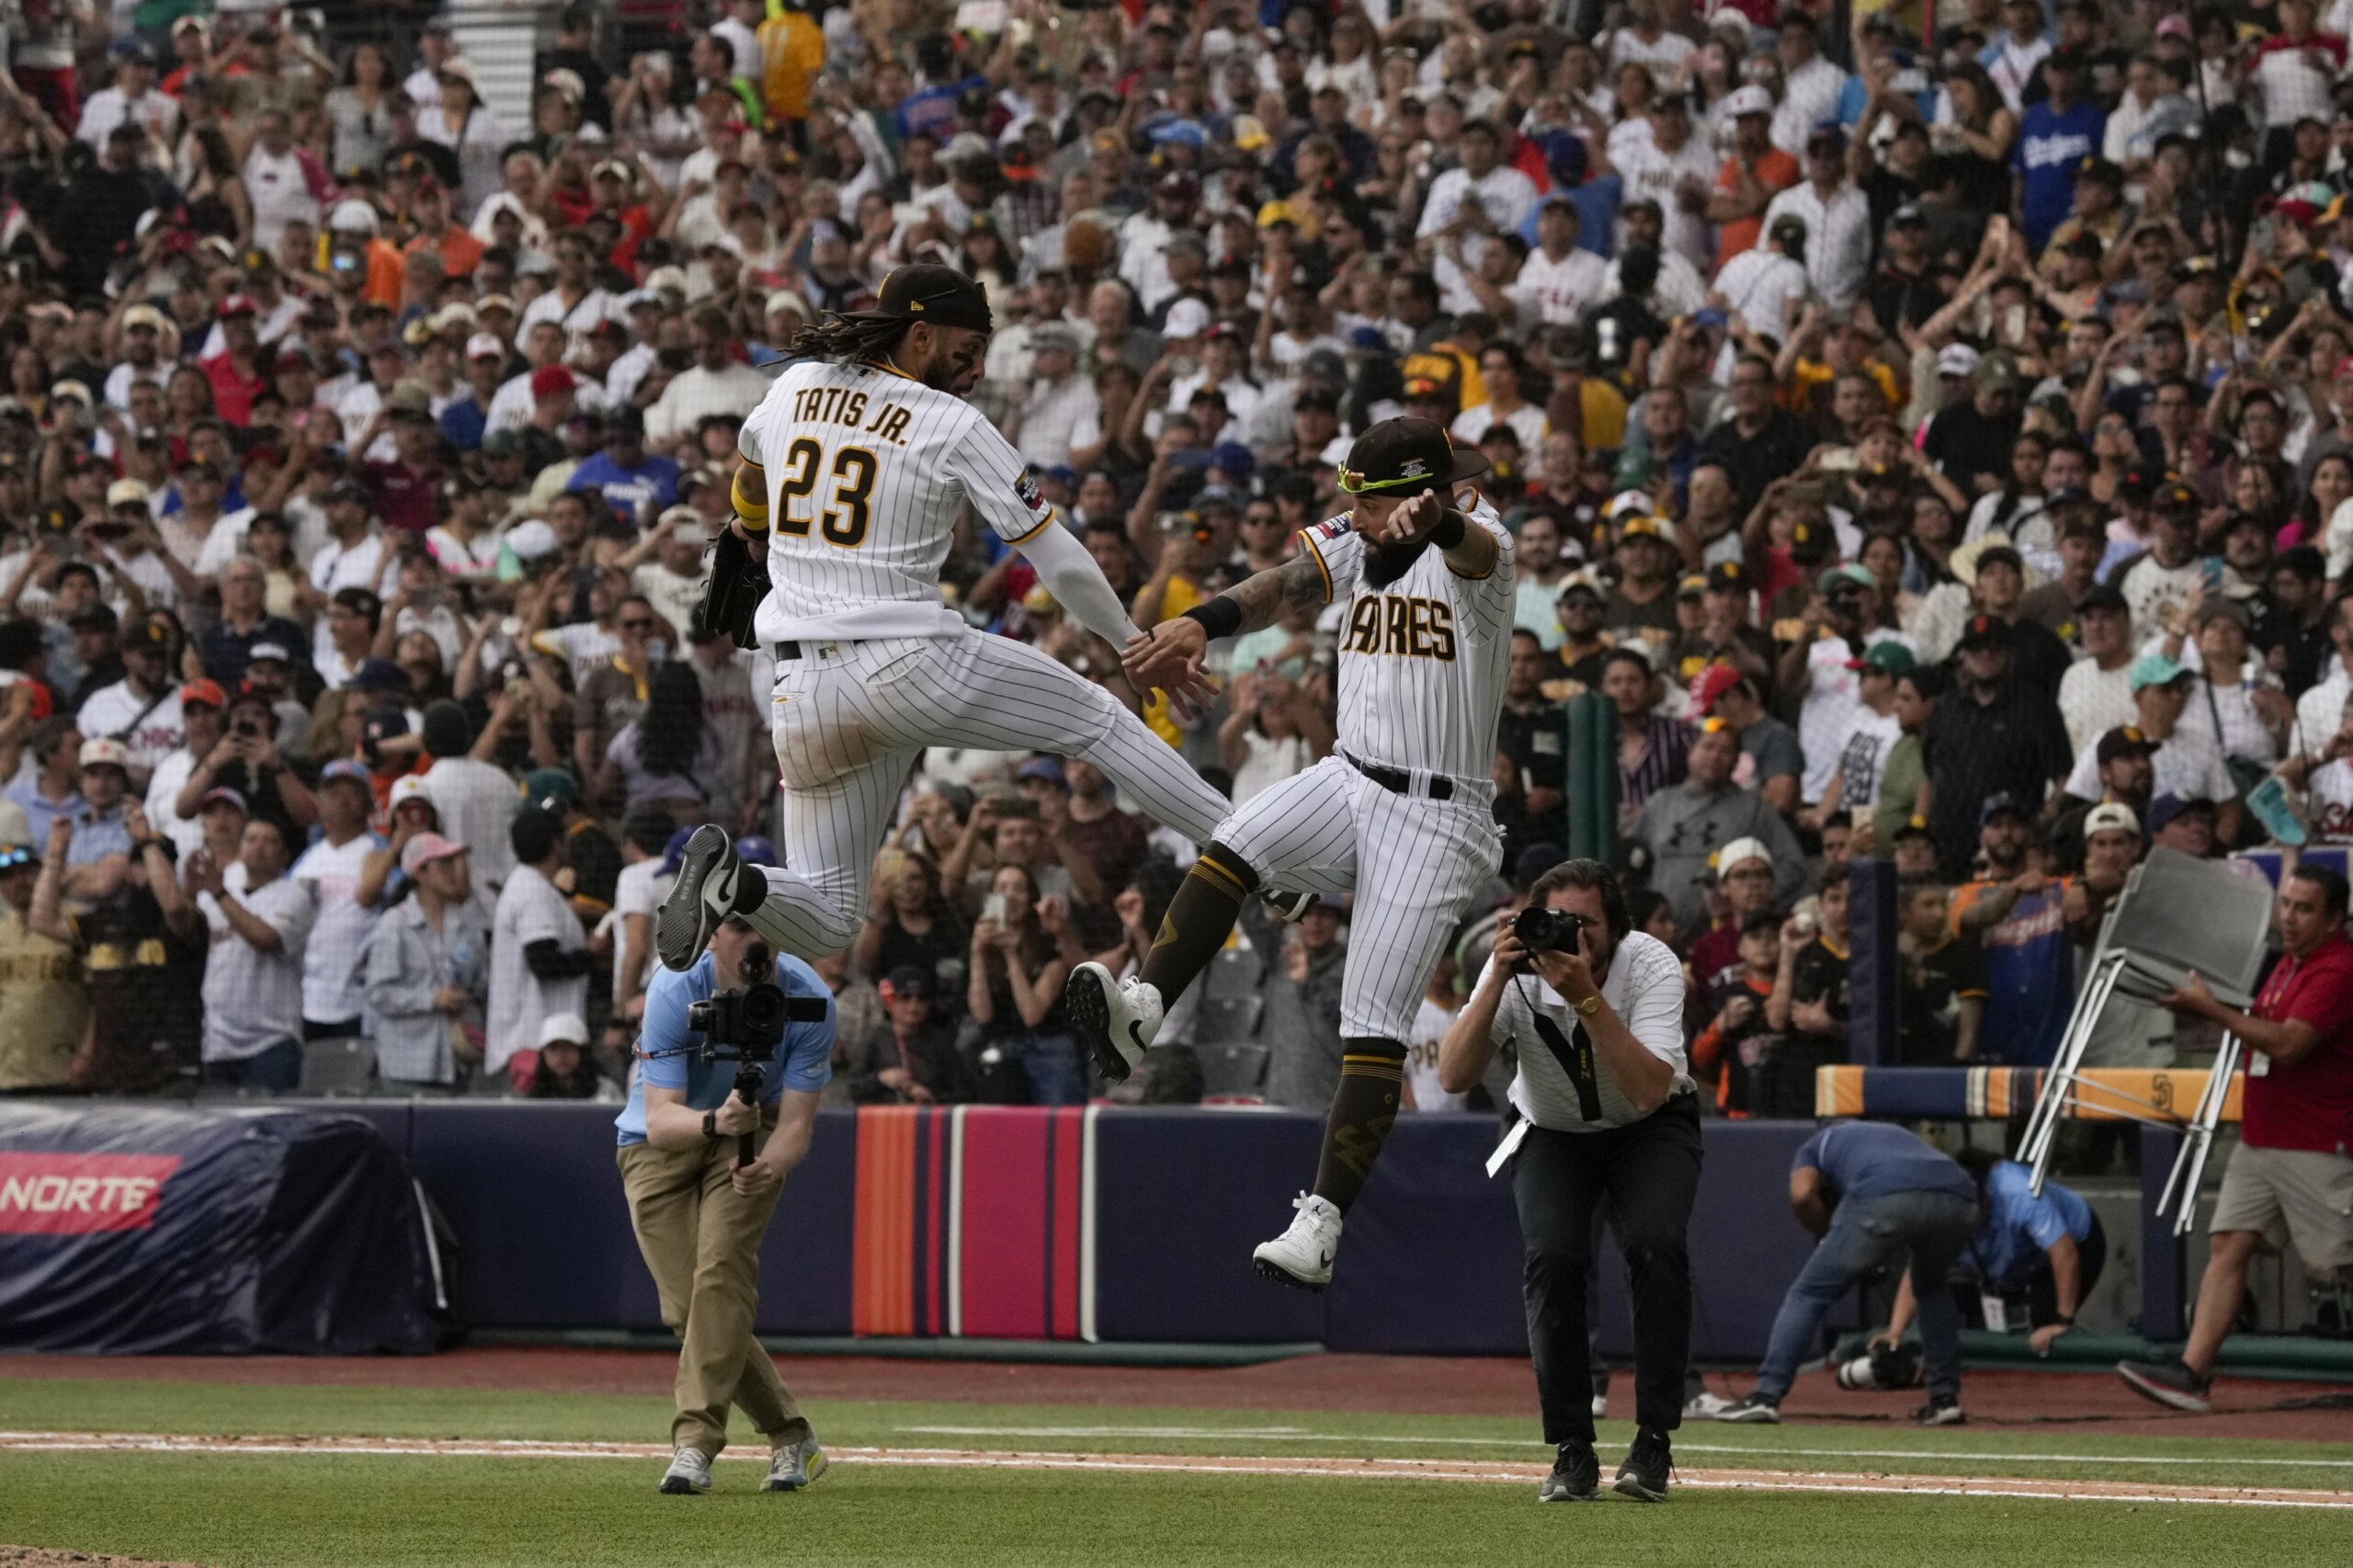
2,1432,2349,1510
892,1424,2353,1470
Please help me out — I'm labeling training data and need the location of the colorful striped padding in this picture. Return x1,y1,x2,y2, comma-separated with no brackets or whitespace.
1814,1065,2243,1123
848,1105,1096,1341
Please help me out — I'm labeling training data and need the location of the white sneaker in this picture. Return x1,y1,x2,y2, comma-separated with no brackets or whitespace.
658,1446,713,1494
1591,1392,1609,1419
1683,1390,1733,1419
762,1436,827,1492
1252,1192,1343,1290
1063,962,1162,1083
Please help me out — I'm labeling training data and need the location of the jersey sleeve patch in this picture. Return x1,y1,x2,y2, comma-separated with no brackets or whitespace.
1311,515,1352,541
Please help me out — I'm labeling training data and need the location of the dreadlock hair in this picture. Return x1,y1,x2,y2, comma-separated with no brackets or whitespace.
785,312,914,366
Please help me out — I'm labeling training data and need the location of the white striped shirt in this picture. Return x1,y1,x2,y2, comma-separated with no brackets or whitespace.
1298,496,1515,782
744,358,1061,644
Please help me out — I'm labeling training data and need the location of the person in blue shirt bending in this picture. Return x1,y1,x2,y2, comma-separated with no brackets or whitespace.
1715,1123,1980,1426
1870,1149,2104,1361
616,912,835,1497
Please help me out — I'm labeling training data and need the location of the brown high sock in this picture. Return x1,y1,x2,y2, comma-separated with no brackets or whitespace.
1138,842,1256,1005
1311,1039,1407,1213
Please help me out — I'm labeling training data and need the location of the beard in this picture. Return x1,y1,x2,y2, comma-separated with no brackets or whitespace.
1360,532,1433,587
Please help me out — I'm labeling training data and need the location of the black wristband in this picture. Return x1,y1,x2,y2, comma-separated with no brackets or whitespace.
1183,596,1245,641
702,1109,719,1141
1429,509,1467,549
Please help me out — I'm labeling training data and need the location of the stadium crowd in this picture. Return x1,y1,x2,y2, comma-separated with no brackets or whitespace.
0,0,2347,1116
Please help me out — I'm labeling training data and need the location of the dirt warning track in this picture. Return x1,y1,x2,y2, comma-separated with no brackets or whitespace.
4,1431,2349,1511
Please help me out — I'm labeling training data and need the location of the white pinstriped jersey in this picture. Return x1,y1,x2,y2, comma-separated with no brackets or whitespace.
1297,497,1515,781
740,358,1057,643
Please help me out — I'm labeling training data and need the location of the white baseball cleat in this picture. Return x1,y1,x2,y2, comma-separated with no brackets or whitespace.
658,1446,713,1494
1261,888,1318,923
1253,1192,1343,1291
1063,962,1162,1082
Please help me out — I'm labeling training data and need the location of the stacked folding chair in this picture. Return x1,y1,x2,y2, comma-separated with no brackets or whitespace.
2018,848,2274,1235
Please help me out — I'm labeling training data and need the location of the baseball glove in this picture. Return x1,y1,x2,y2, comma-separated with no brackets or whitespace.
694,528,768,651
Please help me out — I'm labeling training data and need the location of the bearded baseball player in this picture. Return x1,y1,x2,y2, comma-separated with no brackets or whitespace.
1074,417,1514,1290
657,265,1235,972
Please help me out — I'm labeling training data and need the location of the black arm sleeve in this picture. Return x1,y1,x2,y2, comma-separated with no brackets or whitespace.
523,937,596,981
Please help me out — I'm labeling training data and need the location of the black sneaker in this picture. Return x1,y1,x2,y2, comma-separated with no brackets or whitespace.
1612,1426,1672,1503
1913,1396,1966,1426
1537,1442,1600,1503
1712,1392,1781,1424
2117,1358,2213,1414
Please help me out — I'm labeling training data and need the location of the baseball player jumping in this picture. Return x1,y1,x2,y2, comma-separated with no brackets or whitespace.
1074,417,1514,1290
658,266,1233,972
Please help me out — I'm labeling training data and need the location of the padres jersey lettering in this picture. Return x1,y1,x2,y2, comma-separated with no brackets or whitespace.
740,359,1056,642
1299,499,1516,780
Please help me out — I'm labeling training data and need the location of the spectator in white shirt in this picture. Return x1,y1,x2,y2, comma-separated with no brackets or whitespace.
1517,199,1609,327
76,47,178,153
1452,342,1550,470
191,816,315,1091
644,306,771,447
1010,323,1101,472
487,807,593,1093
1714,212,1813,340
1614,96,1720,273
1415,117,1540,250
1762,125,1873,310
418,699,521,892
290,760,384,1040
1771,12,1848,154
1983,0,2055,113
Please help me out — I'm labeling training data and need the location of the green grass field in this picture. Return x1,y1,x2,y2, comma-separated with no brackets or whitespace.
2,1377,2348,1567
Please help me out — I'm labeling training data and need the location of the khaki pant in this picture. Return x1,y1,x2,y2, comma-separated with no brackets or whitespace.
617,1120,812,1456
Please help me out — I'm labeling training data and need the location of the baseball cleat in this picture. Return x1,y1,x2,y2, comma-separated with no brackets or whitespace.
1913,1398,1966,1426
658,1447,713,1494
1252,1192,1343,1290
1064,962,1160,1082
763,1436,827,1492
658,824,745,971
1261,888,1318,923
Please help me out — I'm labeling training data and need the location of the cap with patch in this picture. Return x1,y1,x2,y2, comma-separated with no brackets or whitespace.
78,737,131,770
106,477,150,509
1847,641,1916,676
1677,573,1707,598
320,758,372,790
1336,416,1488,497
1957,613,2012,649
522,767,580,809
851,263,994,334
2096,724,2158,765
178,677,225,709
1936,343,1982,378
1706,561,1748,592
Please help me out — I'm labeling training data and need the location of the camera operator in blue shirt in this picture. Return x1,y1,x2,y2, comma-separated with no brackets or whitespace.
616,913,834,1497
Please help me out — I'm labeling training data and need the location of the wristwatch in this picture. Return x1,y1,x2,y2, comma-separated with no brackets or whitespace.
701,1109,720,1141
1574,994,1602,1017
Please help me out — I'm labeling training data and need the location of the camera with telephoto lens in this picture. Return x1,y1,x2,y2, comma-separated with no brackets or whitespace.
1513,906,1589,954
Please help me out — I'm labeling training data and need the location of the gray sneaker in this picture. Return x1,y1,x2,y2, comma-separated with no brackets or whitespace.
658,1446,713,1494
763,1436,828,1493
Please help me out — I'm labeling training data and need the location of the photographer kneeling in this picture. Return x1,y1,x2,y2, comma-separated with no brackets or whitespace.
1438,859,1699,1505
616,914,835,1496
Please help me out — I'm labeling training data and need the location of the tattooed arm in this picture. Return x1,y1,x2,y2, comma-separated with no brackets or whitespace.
1120,549,1332,695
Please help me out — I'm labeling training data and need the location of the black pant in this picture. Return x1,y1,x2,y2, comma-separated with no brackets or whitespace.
1512,1096,1704,1446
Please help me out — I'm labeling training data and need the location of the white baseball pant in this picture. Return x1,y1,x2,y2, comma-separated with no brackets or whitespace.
745,629,1232,957
1216,755,1504,1040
